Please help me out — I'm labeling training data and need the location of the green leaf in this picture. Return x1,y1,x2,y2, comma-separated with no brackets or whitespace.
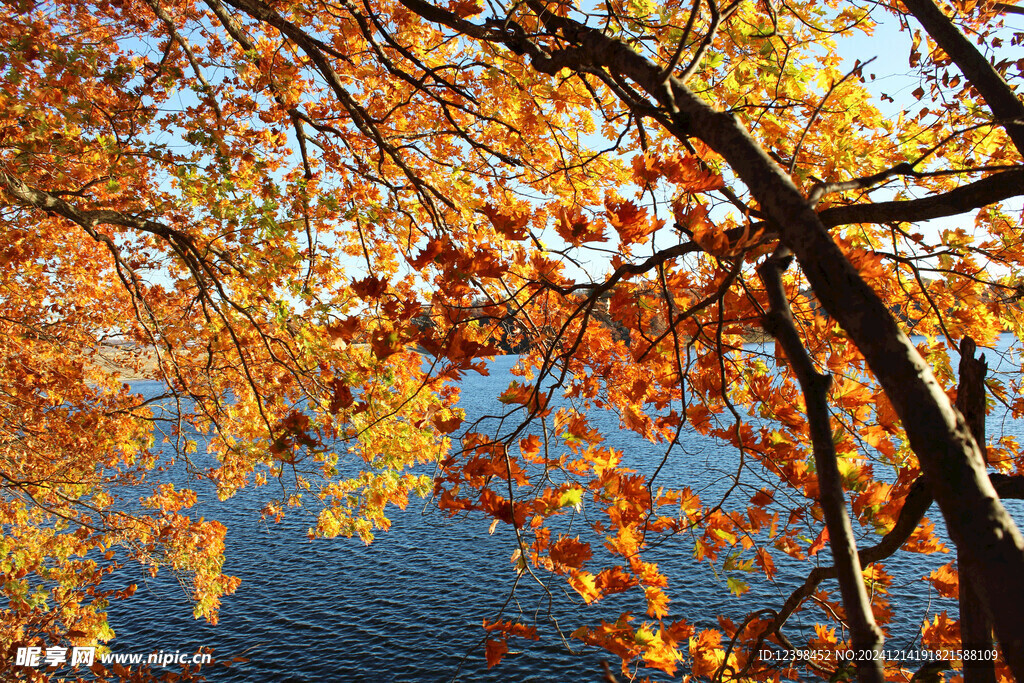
559,488,583,508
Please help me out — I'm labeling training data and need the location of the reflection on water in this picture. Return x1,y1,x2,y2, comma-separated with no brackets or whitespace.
105,339,1024,681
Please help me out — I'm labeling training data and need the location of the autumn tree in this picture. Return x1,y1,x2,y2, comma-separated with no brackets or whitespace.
4,0,1024,680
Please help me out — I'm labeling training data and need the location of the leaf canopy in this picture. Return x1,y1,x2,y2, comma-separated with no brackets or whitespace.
3,0,1024,680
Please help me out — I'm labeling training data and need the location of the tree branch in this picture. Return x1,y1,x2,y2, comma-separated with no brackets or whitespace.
757,247,884,683
817,168,1024,227
955,337,995,683
902,0,1024,157
747,472,1024,678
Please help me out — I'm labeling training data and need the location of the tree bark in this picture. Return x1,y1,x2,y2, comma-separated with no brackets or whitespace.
660,71,1024,683
750,472,1024,679
955,338,996,683
653,59,1024,683
900,0,1024,157
758,249,885,683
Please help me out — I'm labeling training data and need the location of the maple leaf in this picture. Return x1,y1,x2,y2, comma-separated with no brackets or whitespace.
606,197,659,244
409,237,447,269
644,586,670,619
926,561,959,599
669,154,725,193
807,526,829,557
482,204,530,240
689,629,728,679
921,611,962,650
754,547,776,581
351,276,388,299
749,488,775,507
449,0,483,16
631,153,662,184
641,630,682,675
596,566,637,595
431,413,463,434
9,0,1024,676
484,638,508,668
369,328,402,359
483,618,539,640
555,205,606,245
327,316,362,342
568,570,602,603
519,434,541,460
549,535,592,570
327,378,354,413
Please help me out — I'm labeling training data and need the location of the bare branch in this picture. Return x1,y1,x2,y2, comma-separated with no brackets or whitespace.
757,247,884,683
817,168,1024,226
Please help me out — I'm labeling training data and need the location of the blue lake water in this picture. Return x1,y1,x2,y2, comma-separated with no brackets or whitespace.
101,340,1024,681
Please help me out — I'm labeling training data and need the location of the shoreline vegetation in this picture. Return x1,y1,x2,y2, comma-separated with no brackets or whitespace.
85,328,765,382
87,343,159,382
99,321,1016,382
90,279,1013,381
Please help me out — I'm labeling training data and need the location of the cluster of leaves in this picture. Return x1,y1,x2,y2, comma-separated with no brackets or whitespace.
3,0,1024,680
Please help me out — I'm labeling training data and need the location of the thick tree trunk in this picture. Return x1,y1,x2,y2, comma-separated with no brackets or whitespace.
638,75,1024,671
689,105,1024,677
587,50,1024,678
900,0,1024,157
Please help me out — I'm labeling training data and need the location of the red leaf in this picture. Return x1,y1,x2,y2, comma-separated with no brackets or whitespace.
808,526,829,556
606,198,657,244
482,204,529,240
410,237,446,269
484,638,508,668
327,316,361,342
328,379,353,413
450,0,483,15
351,276,388,299
432,414,463,434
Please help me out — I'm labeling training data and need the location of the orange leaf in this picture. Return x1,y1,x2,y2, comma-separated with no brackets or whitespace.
568,570,602,603
926,561,959,599
808,526,829,556
606,197,658,244
549,535,592,570
432,414,463,434
556,205,606,245
484,638,508,668
351,276,388,299
482,204,529,240
645,586,670,619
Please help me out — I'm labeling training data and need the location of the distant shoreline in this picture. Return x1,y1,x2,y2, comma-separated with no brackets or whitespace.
90,331,775,384
89,344,160,382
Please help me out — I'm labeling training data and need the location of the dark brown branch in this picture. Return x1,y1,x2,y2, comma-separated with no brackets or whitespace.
809,161,919,208
817,169,1024,227
748,472,1024,677
956,338,988,465
0,170,185,242
284,0,1024,669
994,2,1024,15
757,248,884,683
956,337,995,683
677,0,728,84
902,0,1024,157
656,0,701,82
222,0,457,223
